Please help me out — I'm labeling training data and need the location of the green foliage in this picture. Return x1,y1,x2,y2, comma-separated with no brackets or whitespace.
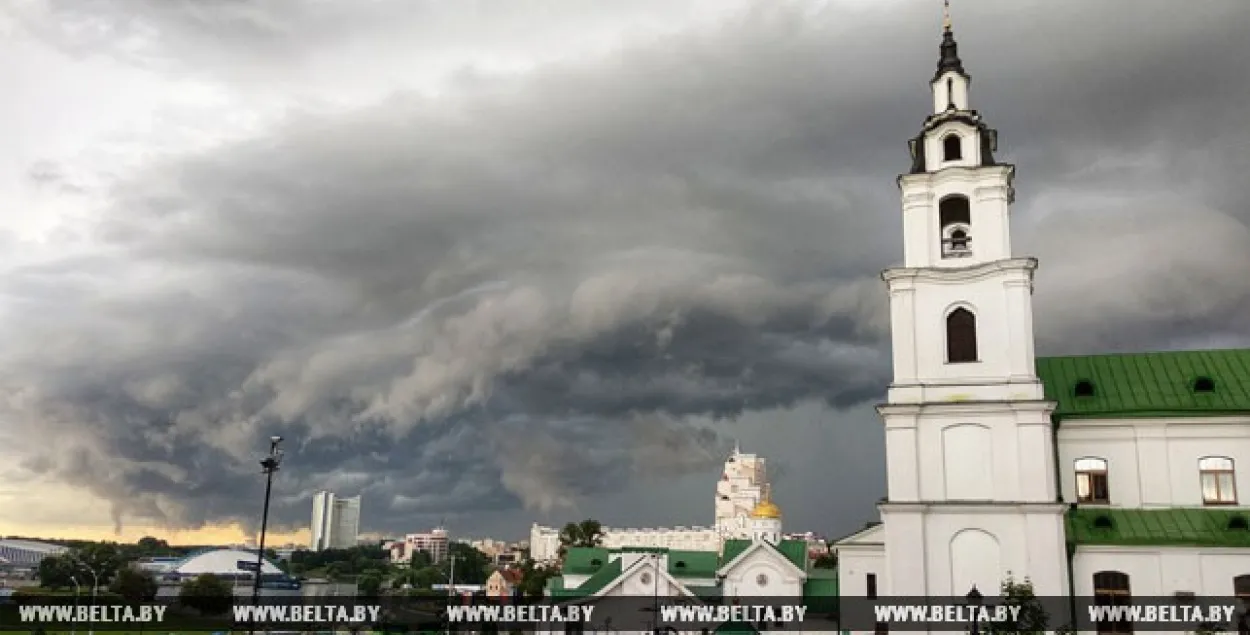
517,560,558,599
411,549,433,569
392,563,445,590
73,542,124,585
289,545,389,576
812,553,837,569
358,572,383,597
444,542,492,586
109,567,159,603
37,555,79,589
179,574,234,615
983,575,1051,635
557,519,604,556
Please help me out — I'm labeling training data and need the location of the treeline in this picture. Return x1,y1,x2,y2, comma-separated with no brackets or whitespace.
287,545,389,578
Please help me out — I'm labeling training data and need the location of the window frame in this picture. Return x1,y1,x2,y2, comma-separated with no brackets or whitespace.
945,307,978,364
1200,456,1237,506
1075,457,1111,505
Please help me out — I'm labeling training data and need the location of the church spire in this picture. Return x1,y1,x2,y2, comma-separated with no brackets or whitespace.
935,0,966,80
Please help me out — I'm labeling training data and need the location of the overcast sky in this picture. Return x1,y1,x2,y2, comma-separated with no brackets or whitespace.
2,0,1249,546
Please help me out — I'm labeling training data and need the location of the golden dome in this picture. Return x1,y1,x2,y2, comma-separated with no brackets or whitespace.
750,499,782,519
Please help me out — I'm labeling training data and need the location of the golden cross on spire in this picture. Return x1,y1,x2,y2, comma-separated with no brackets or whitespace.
942,0,952,32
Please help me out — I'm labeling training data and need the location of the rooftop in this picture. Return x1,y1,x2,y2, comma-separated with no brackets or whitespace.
1066,507,1250,548
1036,349,1250,419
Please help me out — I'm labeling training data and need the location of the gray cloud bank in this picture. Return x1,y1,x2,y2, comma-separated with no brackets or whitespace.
2,0,1250,538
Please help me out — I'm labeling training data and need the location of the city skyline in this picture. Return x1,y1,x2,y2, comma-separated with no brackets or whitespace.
2,0,1249,543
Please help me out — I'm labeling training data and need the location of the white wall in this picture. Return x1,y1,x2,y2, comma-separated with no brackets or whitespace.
1058,417,1250,507
897,166,1014,270
881,402,1057,504
923,120,982,172
881,503,1069,597
837,545,885,597
932,71,969,113
1073,546,1250,597
884,260,1039,386
720,550,804,599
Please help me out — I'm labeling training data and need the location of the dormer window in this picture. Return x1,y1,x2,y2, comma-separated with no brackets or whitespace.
1074,380,1096,398
1193,376,1215,393
942,133,962,161
939,195,971,258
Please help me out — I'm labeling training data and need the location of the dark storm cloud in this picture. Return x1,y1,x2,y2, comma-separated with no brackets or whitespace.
3,0,1250,538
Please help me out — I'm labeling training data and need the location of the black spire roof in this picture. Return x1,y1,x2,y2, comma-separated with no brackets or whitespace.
934,26,966,80
934,1,967,81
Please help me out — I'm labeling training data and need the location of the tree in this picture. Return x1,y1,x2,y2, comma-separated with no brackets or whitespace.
517,560,557,600
410,549,433,569
444,543,492,586
178,574,234,615
410,566,445,590
73,543,123,585
110,567,159,603
813,553,837,569
358,572,383,597
983,575,1057,635
37,555,78,589
135,536,172,555
557,519,604,556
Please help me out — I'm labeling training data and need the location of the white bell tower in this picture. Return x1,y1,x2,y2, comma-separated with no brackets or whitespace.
877,2,1069,600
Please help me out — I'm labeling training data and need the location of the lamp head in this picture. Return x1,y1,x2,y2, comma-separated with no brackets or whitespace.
271,435,283,444
966,585,983,605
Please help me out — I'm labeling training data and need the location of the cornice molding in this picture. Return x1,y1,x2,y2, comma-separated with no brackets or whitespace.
881,257,1038,284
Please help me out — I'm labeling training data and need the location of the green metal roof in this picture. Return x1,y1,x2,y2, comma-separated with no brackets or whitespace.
573,557,623,594
1066,507,1250,547
776,540,808,570
722,539,751,564
562,547,611,574
1036,349,1250,419
668,550,719,578
720,539,806,570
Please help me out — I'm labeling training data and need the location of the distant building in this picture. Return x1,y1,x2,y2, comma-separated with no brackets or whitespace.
386,527,449,564
529,444,769,563
484,568,523,599
310,491,361,551
0,539,67,573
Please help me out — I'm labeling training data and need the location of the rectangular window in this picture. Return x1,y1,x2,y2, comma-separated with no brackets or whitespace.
1201,469,1237,505
1076,459,1111,504
867,573,878,599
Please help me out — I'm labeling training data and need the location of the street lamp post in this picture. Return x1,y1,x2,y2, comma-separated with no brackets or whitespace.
70,576,80,635
250,436,285,633
966,585,983,635
66,555,99,635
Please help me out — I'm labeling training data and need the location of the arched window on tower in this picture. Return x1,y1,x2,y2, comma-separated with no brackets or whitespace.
940,195,972,258
943,134,962,161
945,307,977,363
947,78,955,109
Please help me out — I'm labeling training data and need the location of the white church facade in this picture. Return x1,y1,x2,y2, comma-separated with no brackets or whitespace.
835,4,1250,626
530,445,773,563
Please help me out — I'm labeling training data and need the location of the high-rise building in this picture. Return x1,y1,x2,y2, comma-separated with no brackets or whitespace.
713,442,769,538
310,491,361,551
